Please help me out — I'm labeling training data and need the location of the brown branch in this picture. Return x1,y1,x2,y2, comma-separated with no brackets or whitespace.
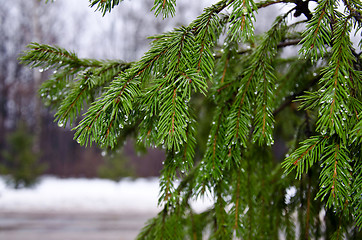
170,88,177,134
331,144,340,197
62,84,88,119
293,143,317,166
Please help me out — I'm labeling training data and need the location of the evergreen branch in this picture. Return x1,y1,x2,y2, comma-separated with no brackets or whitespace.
233,173,241,230
250,14,289,146
19,43,101,70
282,135,329,178
73,27,190,147
226,70,253,149
89,0,123,16
56,74,90,127
192,1,226,79
212,183,232,239
158,119,196,205
227,0,258,41
159,159,177,204
317,141,352,209
343,0,362,24
350,115,362,144
157,85,189,152
137,27,207,152
136,217,158,239
22,0,362,237
38,70,79,110
229,166,245,237
200,105,227,182
20,43,131,130
225,0,303,43
158,122,196,205
299,0,333,60
316,15,355,138
151,0,176,18
136,206,184,240
73,72,140,148
55,61,130,127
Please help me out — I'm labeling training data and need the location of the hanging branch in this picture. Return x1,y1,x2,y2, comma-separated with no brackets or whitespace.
152,0,176,18
20,0,362,237
89,0,124,16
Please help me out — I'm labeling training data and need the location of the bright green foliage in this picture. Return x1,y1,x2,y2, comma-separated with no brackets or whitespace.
152,0,177,18
227,0,257,41
20,0,361,239
20,43,130,129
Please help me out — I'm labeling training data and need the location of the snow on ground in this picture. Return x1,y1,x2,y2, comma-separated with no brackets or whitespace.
0,177,213,214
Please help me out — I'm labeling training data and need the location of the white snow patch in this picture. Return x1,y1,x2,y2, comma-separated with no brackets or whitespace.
285,186,297,204
0,177,213,214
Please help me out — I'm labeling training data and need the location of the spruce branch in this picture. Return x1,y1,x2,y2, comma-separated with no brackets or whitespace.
351,115,362,144
343,0,362,24
199,105,228,185
282,135,329,178
89,0,123,16
151,0,176,18
73,28,191,148
19,43,99,70
191,0,226,79
20,43,131,128
317,141,352,209
299,0,333,60
233,13,294,147
55,61,130,127
20,0,362,237
316,15,356,138
227,0,258,42
73,72,140,148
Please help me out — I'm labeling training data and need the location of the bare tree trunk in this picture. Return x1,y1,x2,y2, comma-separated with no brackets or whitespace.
32,0,42,154
0,7,8,155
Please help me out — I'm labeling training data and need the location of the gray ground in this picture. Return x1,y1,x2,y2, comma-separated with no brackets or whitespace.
0,211,155,240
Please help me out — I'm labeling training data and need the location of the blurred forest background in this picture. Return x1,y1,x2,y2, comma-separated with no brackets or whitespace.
0,0,283,185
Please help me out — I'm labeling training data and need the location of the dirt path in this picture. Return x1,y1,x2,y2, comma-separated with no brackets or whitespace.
0,211,155,240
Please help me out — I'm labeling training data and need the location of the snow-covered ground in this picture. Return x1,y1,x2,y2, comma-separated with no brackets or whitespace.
0,176,213,214
0,177,215,240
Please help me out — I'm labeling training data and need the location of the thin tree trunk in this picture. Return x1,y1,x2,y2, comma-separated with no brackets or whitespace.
32,0,42,154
